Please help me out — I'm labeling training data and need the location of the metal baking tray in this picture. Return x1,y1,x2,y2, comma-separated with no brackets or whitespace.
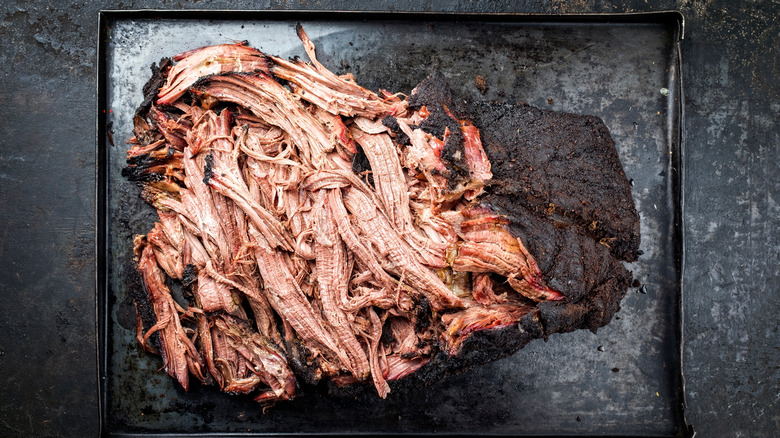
97,10,686,436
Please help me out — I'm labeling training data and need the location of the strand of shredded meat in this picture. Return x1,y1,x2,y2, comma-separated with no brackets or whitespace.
125,25,565,405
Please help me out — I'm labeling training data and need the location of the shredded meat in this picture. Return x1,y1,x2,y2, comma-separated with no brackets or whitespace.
124,24,639,406
157,42,270,105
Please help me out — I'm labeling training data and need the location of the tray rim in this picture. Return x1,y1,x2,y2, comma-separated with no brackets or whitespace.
96,8,684,34
95,9,688,437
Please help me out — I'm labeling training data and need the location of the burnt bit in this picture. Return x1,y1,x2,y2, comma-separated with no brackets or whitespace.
379,321,395,346
121,154,157,182
438,131,470,190
284,340,322,387
136,58,173,116
351,143,374,188
202,152,215,185
181,264,198,287
122,149,183,187
381,116,410,145
407,71,466,116
408,72,471,190
412,295,432,332
126,262,160,351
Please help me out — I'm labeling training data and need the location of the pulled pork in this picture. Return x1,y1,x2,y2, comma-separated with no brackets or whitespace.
124,24,638,405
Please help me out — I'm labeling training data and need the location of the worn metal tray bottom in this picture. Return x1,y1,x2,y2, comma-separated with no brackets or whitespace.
97,10,685,436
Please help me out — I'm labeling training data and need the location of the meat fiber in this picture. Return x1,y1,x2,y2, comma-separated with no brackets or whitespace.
123,25,640,407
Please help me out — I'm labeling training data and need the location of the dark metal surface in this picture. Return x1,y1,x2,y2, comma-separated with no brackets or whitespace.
99,11,683,436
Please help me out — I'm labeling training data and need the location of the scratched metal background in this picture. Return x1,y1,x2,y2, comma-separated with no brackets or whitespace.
99,12,683,436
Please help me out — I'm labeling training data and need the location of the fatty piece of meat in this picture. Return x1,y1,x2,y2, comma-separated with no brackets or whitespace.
471,101,641,262
471,273,506,306
440,303,535,355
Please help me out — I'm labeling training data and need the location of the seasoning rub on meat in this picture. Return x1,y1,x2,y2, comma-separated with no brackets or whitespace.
123,23,640,405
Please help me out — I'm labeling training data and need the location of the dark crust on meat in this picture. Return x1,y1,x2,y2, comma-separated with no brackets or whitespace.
202,151,215,185
328,98,637,398
472,101,641,262
181,264,198,287
351,143,374,188
407,71,467,116
136,58,173,117
381,116,410,146
407,72,471,190
487,199,632,305
126,262,161,351
121,151,173,183
417,100,636,379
